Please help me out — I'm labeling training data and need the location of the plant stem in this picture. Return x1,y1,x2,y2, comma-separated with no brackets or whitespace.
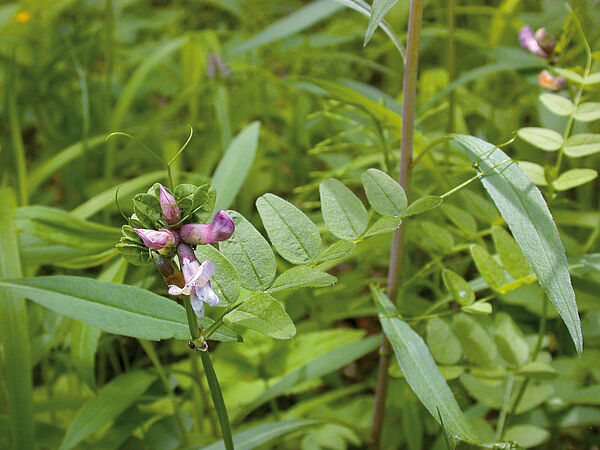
447,0,456,136
500,294,548,439
200,351,234,450
371,0,424,446
191,351,219,436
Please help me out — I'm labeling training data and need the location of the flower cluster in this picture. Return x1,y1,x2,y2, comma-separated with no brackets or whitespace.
519,25,566,91
116,183,234,318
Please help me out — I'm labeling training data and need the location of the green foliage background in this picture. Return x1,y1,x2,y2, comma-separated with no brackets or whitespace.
0,0,599,448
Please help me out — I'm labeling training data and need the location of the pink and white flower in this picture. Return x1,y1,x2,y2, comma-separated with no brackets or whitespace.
168,243,219,318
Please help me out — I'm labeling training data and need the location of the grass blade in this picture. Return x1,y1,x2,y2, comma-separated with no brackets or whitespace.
0,187,35,448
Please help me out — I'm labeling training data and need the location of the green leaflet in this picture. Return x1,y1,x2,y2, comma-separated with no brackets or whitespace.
224,292,295,339
361,168,407,216
267,266,336,293
371,286,479,443
364,0,399,45
319,178,368,240
517,127,563,151
59,371,156,450
0,276,239,342
211,121,261,212
194,244,240,306
219,211,276,291
256,193,322,264
453,134,582,355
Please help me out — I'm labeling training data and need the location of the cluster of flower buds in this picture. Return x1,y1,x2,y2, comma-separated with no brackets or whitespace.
117,183,235,318
519,25,566,91
519,25,556,58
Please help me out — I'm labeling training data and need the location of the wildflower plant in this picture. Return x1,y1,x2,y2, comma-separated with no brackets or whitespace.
0,1,598,449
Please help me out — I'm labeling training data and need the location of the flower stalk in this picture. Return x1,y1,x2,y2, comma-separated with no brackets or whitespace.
371,0,424,446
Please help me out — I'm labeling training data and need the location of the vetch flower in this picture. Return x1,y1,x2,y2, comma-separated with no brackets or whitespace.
134,228,179,253
538,70,567,91
519,25,556,58
168,243,219,318
180,210,235,245
158,184,181,225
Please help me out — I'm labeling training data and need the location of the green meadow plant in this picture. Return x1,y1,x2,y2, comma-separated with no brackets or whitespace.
0,0,599,449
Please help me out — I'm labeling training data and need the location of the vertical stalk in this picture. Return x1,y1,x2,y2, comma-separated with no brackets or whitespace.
447,0,456,136
371,0,424,447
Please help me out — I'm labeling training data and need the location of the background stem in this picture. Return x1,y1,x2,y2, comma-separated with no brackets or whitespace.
371,0,424,446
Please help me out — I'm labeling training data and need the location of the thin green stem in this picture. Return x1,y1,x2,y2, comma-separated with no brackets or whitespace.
447,0,456,136
495,373,515,441
500,295,548,439
552,12,591,178
191,351,219,436
371,0,424,446
200,351,234,450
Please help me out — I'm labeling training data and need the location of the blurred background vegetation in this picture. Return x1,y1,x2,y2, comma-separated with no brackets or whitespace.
0,0,599,448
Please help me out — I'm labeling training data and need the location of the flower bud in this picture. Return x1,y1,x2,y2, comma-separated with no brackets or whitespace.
158,184,181,225
519,25,548,57
538,70,566,91
134,228,179,251
180,210,235,245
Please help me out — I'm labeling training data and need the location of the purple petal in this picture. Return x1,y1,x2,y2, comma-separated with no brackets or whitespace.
180,223,213,245
211,211,235,242
158,184,181,225
188,260,216,286
134,228,179,250
190,290,206,318
519,25,547,57
195,282,220,307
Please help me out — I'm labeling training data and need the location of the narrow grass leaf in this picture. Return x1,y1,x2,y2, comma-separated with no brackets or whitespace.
211,121,261,212
0,188,35,449
14,206,120,250
302,77,403,138
201,420,319,450
0,276,239,342
453,134,582,354
371,287,478,443
59,371,156,450
240,334,380,418
256,193,322,264
230,0,343,54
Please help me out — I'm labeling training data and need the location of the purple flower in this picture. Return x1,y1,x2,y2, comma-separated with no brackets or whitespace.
180,210,235,245
168,244,219,318
519,25,557,58
519,25,548,57
134,228,179,252
158,184,181,225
